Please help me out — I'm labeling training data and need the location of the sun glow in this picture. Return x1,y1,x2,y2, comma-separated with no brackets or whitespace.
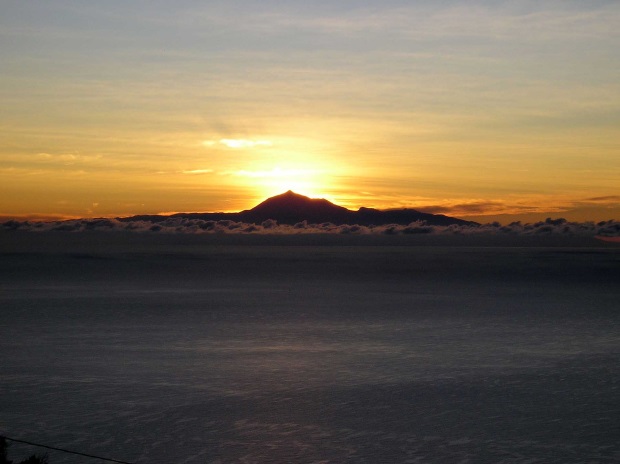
211,132,348,204
233,166,327,200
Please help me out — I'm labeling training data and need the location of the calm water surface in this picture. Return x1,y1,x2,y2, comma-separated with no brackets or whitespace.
1,244,619,463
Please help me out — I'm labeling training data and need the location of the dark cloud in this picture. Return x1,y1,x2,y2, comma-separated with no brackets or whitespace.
2,220,26,230
419,201,508,215
583,196,620,203
261,219,278,229
402,222,435,234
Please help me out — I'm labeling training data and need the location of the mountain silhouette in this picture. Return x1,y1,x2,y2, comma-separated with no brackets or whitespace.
241,190,351,224
123,191,477,226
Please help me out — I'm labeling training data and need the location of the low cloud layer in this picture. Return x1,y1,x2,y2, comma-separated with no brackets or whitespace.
2,217,619,238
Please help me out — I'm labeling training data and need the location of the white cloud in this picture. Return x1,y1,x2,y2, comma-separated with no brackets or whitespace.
220,139,273,148
202,139,273,149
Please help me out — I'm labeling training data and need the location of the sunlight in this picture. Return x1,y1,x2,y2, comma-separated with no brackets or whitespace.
202,131,354,207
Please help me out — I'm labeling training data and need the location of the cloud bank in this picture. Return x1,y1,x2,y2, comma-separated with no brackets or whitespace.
2,217,618,238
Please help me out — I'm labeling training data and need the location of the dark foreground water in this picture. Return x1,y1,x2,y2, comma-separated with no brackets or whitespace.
1,234,619,463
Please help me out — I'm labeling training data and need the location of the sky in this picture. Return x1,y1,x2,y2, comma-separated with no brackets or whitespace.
1,0,619,223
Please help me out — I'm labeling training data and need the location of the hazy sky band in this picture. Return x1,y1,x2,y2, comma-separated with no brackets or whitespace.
1,1,619,222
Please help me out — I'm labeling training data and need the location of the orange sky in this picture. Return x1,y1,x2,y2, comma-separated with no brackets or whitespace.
1,1,619,224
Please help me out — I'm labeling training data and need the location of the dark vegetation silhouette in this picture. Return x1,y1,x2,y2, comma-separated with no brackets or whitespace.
0,438,48,464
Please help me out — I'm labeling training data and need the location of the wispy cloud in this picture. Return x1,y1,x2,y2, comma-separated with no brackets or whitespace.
417,200,556,218
35,152,103,165
210,2,620,43
181,169,214,175
582,195,620,204
231,167,317,178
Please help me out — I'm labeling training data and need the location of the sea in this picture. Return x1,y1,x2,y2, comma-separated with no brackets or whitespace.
1,232,619,463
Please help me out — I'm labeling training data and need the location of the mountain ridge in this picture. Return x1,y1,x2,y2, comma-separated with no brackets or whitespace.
121,191,478,226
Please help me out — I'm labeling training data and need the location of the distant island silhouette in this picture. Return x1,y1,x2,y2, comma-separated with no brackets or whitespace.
122,191,478,226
